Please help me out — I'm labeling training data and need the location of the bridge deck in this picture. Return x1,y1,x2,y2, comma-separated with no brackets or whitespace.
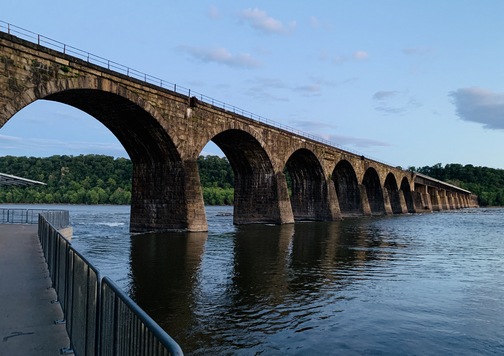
0,224,70,355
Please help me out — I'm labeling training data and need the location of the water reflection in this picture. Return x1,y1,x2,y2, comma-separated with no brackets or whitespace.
127,216,408,354
62,205,504,354
232,224,294,303
129,231,207,341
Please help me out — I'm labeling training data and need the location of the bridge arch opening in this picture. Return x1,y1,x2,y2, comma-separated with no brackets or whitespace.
209,129,287,225
384,173,403,214
332,160,362,216
400,177,415,213
43,89,195,231
0,100,132,206
1,86,201,232
362,167,385,215
284,148,330,221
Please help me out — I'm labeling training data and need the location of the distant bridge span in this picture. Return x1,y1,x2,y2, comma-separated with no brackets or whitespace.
0,25,478,232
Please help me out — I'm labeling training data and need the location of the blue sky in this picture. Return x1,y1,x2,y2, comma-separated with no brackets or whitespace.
2,1,504,169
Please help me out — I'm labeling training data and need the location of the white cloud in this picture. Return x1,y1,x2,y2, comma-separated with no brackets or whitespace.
178,45,261,68
240,8,296,34
450,87,504,129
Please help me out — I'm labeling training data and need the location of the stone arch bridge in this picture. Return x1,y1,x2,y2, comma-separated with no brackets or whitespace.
0,28,478,232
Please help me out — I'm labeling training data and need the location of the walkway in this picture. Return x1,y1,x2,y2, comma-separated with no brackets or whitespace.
0,224,71,355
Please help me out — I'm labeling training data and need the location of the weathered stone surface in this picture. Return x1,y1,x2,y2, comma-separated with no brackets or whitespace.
0,32,478,232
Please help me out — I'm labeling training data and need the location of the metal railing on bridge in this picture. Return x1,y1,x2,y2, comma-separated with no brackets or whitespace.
0,19,392,167
36,211,183,355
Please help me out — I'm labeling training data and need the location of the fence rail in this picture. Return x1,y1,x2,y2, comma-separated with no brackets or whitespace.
0,19,392,166
0,208,68,227
37,211,183,355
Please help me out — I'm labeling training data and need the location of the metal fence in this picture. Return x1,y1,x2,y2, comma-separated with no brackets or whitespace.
37,211,183,355
0,208,69,227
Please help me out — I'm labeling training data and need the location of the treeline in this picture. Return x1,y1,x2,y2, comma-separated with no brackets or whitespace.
197,155,234,205
0,155,132,204
0,154,234,205
412,163,504,206
4,156,501,207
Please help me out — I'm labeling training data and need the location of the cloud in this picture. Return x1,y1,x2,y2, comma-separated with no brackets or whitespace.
308,15,333,31
178,45,261,68
292,120,339,131
294,84,322,96
450,87,504,129
372,91,399,100
289,120,389,149
240,8,296,34
327,134,390,149
244,77,290,102
0,133,127,157
331,50,369,65
293,76,350,97
353,51,369,60
372,90,422,114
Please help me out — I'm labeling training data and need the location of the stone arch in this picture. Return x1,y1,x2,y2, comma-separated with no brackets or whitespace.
362,167,385,215
45,89,178,162
384,173,403,214
332,160,362,216
211,129,293,225
6,79,203,232
284,148,331,221
400,177,415,213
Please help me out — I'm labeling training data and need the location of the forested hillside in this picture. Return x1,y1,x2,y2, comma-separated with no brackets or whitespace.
1,156,501,206
413,163,504,206
0,154,234,205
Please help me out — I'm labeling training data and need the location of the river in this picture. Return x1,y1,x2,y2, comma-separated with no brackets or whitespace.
4,204,504,354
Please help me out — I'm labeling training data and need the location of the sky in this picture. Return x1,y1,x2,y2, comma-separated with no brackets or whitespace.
2,1,504,169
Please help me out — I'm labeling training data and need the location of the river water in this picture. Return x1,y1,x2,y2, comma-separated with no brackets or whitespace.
6,204,504,354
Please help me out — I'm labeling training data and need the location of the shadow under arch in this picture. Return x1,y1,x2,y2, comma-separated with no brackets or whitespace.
332,160,362,216
384,173,403,214
362,167,385,215
284,148,332,221
36,87,194,232
400,177,416,213
211,129,289,225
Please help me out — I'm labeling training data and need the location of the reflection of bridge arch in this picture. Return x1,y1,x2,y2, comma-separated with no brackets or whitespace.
0,31,478,232
332,160,362,216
